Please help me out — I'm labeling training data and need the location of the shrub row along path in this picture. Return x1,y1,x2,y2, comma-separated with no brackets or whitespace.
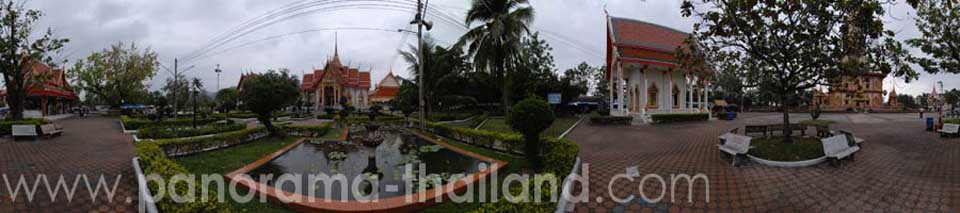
0,115,138,212
567,112,959,212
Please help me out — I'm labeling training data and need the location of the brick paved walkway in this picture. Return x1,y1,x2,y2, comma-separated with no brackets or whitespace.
567,113,959,212
0,116,137,212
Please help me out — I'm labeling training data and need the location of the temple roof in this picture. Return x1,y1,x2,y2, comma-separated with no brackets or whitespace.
609,16,690,54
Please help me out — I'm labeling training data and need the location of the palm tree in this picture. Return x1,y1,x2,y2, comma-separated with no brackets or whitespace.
400,36,467,120
191,78,204,128
458,0,535,114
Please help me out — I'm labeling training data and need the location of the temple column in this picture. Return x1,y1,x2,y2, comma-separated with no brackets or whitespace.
706,82,712,119
667,72,673,112
687,76,693,109
642,70,648,114
617,63,626,115
318,87,324,111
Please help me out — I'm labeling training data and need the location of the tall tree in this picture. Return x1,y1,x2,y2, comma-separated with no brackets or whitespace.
190,77,203,128
238,69,299,134
681,0,916,143
0,1,68,120
399,36,469,119
70,42,158,107
906,1,959,74
162,74,189,113
458,0,535,114
215,87,239,113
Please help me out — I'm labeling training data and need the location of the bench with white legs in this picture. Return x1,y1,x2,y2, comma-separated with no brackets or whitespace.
40,124,62,137
821,135,860,166
938,124,960,137
11,125,38,141
718,134,752,166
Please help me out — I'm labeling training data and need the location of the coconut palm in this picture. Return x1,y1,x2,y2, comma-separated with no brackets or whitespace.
457,0,535,114
400,36,468,119
190,78,204,128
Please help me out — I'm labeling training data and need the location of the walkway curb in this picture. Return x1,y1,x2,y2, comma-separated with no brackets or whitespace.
132,157,159,213
556,116,586,213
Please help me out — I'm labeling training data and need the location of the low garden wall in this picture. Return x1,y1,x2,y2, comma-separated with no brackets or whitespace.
424,121,579,176
133,124,331,212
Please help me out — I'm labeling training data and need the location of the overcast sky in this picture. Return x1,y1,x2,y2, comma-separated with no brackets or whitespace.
24,0,954,97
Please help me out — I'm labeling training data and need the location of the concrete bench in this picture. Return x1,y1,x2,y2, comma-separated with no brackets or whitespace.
838,130,865,147
821,135,860,166
718,128,739,145
718,134,752,166
40,124,62,137
938,124,960,137
11,125,38,141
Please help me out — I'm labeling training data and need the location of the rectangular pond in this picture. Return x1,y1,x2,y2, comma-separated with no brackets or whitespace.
246,131,489,201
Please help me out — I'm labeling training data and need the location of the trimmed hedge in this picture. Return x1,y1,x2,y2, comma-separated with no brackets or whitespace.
0,118,49,135
650,113,709,124
425,121,579,176
283,124,331,137
137,123,246,139
589,116,632,125
136,144,228,212
121,115,222,130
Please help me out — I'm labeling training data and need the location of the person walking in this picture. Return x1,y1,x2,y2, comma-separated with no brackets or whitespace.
920,109,924,119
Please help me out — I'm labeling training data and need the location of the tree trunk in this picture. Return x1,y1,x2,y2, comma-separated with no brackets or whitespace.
782,94,793,143
502,68,512,115
258,115,276,136
524,132,543,172
5,77,25,120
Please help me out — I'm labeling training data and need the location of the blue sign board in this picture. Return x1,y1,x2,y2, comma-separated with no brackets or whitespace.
547,93,562,104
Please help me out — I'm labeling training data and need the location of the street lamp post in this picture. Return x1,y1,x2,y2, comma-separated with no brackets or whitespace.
410,0,432,130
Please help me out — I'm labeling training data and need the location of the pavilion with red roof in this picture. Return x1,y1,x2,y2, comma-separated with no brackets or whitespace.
369,71,400,105
301,48,371,111
606,15,713,122
0,60,78,116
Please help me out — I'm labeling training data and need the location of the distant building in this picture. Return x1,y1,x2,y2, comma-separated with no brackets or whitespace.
0,60,78,117
369,72,400,105
301,49,371,111
811,72,903,112
605,16,713,122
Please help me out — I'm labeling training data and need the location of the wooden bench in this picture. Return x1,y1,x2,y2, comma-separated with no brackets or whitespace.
939,124,960,137
821,135,860,166
40,124,62,137
838,130,865,147
11,125,38,141
745,125,767,137
718,128,739,145
718,134,752,166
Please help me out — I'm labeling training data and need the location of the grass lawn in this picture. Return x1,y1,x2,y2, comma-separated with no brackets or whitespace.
321,127,343,139
176,136,300,212
421,134,534,212
479,117,580,138
799,119,837,126
748,137,824,161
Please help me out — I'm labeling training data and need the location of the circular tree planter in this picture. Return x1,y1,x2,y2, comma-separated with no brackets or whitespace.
746,154,826,168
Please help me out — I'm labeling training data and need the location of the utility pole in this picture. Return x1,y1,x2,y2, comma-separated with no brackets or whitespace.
215,64,222,91
411,0,432,130
173,59,179,118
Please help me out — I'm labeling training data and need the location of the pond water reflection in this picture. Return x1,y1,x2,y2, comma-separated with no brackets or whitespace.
247,130,486,200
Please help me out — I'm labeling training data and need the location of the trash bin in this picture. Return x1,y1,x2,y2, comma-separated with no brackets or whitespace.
927,118,935,131
727,112,735,120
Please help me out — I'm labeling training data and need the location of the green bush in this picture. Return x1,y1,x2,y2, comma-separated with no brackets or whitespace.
136,143,228,212
0,118,49,135
509,97,555,171
283,124,331,137
945,118,960,124
468,174,559,213
649,113,709,124
589,115,632,125
121,115,221,130
543,138,579,176
137,123,246,139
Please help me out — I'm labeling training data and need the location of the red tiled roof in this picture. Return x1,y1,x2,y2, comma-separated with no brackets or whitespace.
0,60,77,100
609,17,690,54
358,72,371,89
302,73,314,91
371,87,399,98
